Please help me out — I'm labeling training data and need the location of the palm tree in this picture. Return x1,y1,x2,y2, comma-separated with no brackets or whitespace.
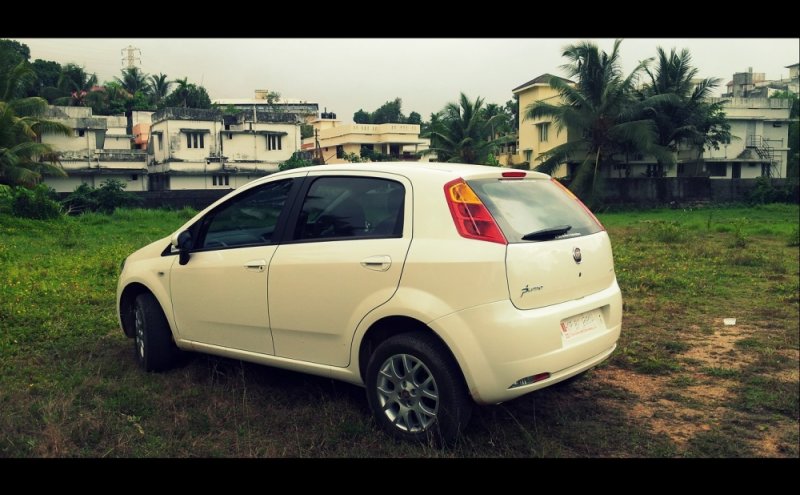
428,93,500,164
54,63,98,107
148,73,171,107
169,77,190,107
1,61,72,186
525,39,671,201
641,47,730,175
115,67,150,96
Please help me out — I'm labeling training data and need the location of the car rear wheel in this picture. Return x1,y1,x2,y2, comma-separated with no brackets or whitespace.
365,332,472,445
134,293,178,372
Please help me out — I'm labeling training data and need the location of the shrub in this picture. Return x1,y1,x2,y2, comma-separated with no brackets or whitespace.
10,184,62,220
62,179,141,214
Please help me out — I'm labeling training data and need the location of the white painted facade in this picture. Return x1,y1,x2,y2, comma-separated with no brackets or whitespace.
41,106,148,192
301,118,433,164
703,97,791,179
148,108,301,191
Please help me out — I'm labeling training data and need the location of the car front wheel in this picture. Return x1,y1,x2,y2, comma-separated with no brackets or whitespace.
134,293,178,372
365,332,472,445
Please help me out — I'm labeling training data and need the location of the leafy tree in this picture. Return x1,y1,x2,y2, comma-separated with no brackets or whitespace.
525,39,670,203
28,59,61,99
163,77,211,109
279,153,314,171
0,59,72,186
353,98,422,125
353,109,370,124
0,39,30,75
428,93,500,164
300,123,314,139
371,98,404,124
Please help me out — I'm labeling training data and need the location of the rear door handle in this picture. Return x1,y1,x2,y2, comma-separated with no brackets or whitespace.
360,255,392,272
244,259,267,272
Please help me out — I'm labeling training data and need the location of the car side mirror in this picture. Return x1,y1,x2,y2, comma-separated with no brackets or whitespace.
172,230,193,265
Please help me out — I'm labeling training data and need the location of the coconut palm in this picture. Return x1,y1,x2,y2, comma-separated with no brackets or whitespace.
641,47,730,174
115,67,150,96
525,39,672,201
428,93,501,164
1,61,71,186
54,63,98,107
148,73,172,107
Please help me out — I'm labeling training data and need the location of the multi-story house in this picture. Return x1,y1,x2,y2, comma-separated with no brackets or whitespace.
41,106,147,192
147,107,300,191
702,97,791,179
300,113,432,164
512,70,792,179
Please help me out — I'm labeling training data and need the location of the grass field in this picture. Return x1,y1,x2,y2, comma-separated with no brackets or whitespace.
0,204,797,457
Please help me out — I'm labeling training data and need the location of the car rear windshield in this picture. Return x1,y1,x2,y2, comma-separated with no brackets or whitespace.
467,178,602,243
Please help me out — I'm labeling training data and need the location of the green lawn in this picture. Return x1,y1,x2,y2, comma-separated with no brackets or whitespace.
0,204,797,457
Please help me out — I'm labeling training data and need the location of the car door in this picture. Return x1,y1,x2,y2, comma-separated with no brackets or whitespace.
170,178,299,354
268,172,412,367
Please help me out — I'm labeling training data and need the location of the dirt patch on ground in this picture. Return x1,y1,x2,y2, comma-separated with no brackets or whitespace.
594,318,796,454
594,368,715,448
680,321,757,369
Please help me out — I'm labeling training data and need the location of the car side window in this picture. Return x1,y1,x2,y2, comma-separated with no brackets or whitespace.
293,177,404,241
197,179,293,250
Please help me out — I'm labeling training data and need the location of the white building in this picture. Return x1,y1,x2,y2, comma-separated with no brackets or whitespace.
703,97,792,179
41,106,148,193
300,114,432,164
147,107,300,191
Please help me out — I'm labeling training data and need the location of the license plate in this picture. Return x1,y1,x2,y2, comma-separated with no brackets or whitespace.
560,309,604,341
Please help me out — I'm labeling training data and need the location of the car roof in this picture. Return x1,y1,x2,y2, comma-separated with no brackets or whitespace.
263,162,551,184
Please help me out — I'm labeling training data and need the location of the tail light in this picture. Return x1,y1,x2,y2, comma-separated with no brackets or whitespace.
550,178,605,231
444,178,507,244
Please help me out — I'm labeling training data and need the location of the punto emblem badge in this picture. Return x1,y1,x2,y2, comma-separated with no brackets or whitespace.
573,247,582,264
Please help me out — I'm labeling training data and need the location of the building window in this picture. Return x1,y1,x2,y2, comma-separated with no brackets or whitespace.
157,134,163,150
130,174,138,181
761,163,772,177
268,134,282,151
706,163,727,177
77,129,85,137
336,145,344,159
186,132,205,149
538,123,549,143
213,174,230,186
524,150,532,162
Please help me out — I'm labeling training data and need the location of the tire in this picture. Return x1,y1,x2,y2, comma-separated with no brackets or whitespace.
133,293,178,372
365,332,473,445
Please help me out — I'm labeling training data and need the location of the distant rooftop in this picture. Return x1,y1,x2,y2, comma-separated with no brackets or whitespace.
512,73,574,93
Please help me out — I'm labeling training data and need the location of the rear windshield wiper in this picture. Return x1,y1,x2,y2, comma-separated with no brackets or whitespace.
522,225,572,241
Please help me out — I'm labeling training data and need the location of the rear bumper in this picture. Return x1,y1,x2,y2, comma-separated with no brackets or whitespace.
428,280,622,404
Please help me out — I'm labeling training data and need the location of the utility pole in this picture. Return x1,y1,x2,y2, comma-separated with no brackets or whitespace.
121,45,142,69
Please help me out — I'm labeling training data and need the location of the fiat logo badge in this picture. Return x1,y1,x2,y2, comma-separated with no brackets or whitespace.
572,247,582,264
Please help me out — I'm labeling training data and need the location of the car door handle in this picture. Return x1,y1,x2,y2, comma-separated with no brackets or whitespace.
360,255,392,272
244,259,267,272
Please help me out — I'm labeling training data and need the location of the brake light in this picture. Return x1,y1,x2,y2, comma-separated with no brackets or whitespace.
444,178,507,244
550,178,605,231
501,171,526,178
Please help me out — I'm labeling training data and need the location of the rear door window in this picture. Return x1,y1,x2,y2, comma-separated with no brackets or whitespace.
467,178,601,243
292,177,405,241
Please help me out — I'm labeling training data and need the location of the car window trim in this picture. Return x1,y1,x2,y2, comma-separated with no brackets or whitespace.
161,177,305,256
279,174,405,246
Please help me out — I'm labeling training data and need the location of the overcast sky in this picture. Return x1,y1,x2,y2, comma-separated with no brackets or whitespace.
13,38,800,123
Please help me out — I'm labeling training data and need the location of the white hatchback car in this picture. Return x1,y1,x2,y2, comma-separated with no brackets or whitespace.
117,163,622,443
